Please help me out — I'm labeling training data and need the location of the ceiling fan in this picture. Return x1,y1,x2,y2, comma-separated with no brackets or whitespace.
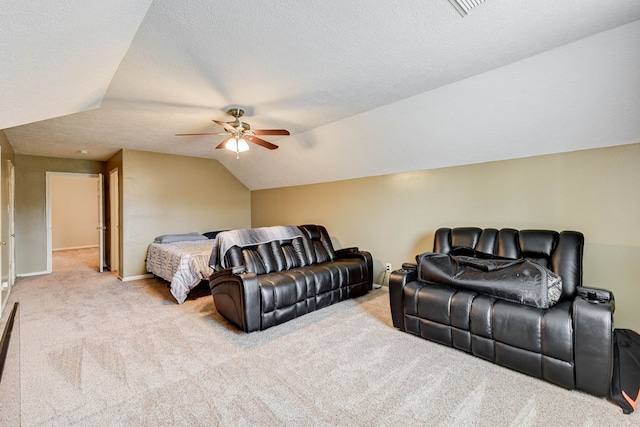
175,108,290,158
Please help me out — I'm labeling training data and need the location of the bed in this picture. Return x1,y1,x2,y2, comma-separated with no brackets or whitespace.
146,238,216,304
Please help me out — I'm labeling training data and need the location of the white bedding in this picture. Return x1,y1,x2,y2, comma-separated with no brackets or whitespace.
146,240,216,304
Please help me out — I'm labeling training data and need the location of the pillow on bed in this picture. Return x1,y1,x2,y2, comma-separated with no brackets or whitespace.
153,232,207,243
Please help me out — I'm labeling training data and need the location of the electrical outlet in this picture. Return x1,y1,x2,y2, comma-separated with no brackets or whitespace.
385,263,392,272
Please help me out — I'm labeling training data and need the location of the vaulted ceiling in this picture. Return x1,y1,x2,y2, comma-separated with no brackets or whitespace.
2,1,640,190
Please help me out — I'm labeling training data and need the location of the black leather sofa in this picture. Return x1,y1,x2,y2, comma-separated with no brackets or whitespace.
389,227,615,397
209,224,373,332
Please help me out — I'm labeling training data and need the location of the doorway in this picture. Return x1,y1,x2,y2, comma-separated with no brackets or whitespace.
45,172,104,273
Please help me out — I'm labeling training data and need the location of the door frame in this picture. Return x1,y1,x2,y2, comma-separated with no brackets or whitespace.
8,160,15,286
45,172,104,273
108,168,119,273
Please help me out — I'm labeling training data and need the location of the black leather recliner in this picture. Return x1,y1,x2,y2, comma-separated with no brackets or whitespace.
210,224,373,332
389,227,615,397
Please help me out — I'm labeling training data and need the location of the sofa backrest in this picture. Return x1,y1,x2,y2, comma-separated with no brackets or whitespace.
299,224,337,264
433,227,584,300
224,237,310,274
434,227,499,254
222,224,337,274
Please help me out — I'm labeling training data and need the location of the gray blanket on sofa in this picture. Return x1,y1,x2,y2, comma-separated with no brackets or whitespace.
209,225,302,269
416,252,562,309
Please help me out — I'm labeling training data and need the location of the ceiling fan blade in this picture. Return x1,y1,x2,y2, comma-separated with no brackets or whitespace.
175,132,228,136
215,137,232,150
246,135,278,150
251,129,290,136
213,120,235,132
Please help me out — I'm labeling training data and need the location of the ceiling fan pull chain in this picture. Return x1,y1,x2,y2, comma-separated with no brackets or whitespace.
236,111,243,159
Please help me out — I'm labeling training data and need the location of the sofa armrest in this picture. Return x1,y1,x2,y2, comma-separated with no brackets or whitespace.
389,267,418,331
209,270,261,332
335,247,359,255
576,286,615,308
209,266,246,280
401,262,417,271
335,249,374,291
573,289,615,397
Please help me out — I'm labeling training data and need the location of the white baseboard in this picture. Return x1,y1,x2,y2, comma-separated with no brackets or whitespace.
17,270,49,278
121,274,154,282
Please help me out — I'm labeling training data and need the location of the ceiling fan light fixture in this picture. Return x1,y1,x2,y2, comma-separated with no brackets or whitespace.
176,106,288,154
225,137,250,153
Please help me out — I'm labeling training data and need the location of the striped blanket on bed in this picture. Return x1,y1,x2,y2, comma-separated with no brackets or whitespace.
146,239,215,304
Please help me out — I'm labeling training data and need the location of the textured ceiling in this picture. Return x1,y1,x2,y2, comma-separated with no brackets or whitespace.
0,0,153,129
2,0,640,189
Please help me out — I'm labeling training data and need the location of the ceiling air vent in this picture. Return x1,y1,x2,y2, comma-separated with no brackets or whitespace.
448,0,486,17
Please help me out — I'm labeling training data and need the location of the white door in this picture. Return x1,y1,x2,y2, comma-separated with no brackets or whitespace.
98,173,105,273
8,161,15,285
109,169,119,273
0,156,13,314
0,149,4,314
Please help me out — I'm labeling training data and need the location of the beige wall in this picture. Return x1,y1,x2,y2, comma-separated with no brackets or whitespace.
120,150,251,279
252,143,640,331
13,150,251,280
14,155,104,275
51,175,100,250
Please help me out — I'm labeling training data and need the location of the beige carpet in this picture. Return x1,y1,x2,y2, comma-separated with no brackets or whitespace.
0,248,637,426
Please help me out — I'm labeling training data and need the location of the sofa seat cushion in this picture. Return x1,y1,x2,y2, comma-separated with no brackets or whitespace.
491,300,574,362
257,258,370,329
329,258,370,286
259,269,315,312
258,269,317,328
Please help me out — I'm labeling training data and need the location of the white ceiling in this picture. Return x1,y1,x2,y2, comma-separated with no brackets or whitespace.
2,0,640,190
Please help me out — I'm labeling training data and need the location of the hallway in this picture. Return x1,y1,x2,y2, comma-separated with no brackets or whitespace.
52,247,100,272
